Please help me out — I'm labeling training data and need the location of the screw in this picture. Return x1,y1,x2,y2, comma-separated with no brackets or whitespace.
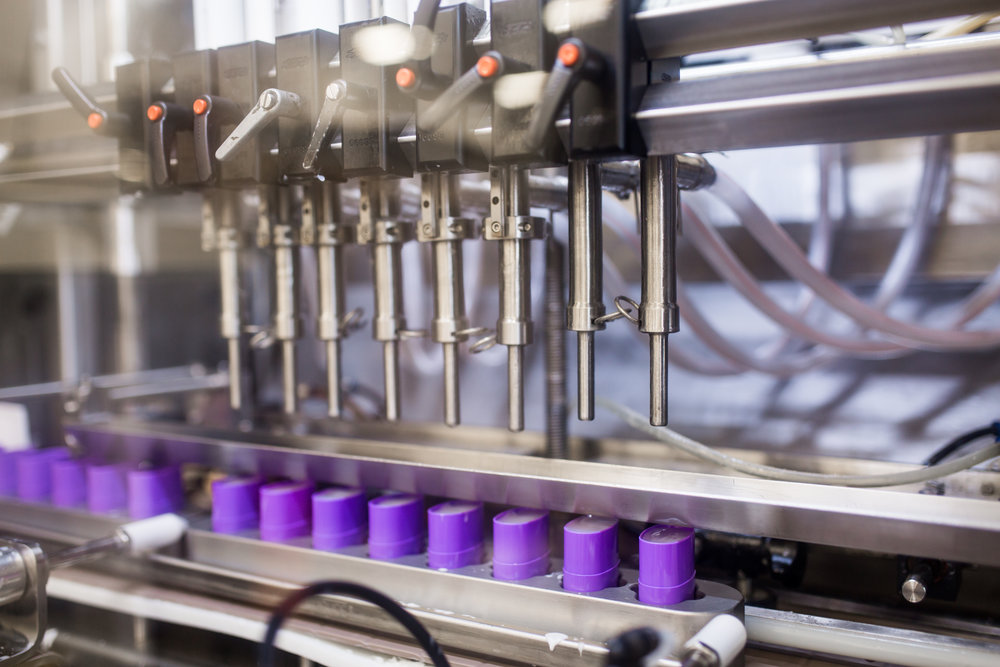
519,222,532,233
491,221,501,233
422,224,432,235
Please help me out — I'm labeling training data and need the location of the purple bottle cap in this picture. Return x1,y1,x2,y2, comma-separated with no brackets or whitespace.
0,450,26,497
427,501,484,570
260,481,313,542
17,448,71,503
212,477,263,534
562,516,620,592
87,462,129,513
127,465,184,518
492,508,550,580
638,524,696,605
368,493,423,560
51,458,88,508
313,487,367,550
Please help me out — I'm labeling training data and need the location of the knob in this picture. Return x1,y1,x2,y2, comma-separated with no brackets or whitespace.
901,573,928,603
192,95,244,183
301,80,350,172
147,102,194,187
52,66,131,137
417,51,509,134
525,38,604,152
395,0,448,98
215,88,301,162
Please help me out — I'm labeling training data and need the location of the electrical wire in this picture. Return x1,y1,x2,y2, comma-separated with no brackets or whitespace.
922,422,1000,466
259,580,450,667
596,396,1000,488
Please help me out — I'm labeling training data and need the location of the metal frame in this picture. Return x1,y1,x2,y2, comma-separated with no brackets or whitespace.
69,421,1000,566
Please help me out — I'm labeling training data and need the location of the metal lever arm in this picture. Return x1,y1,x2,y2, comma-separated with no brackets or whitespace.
51,66,131,137
215,88,301,162
396,0,448,97
148,102,194,187
418,51,508,133
525,39,603,152
193,95,244,182
302,80,350,172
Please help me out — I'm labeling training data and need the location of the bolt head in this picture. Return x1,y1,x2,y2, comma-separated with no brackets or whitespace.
901,577,927,604
491,221,501,233
519,222,532,233
261,91,277,109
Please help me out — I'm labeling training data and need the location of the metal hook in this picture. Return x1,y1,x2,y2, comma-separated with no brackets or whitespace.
594,295,641,326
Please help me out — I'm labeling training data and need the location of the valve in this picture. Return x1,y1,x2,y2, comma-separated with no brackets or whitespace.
51,66,131,137
215,88,301,163
525,38,604,152
417,51,510,134
147,101,194,187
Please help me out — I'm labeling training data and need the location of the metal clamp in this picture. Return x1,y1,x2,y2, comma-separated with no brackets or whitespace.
482,215,547,241
356,219,414,245
316,222,355,246
594,296,641,326
416,217,476,243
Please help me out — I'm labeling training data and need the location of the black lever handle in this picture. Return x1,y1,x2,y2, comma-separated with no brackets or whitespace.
396,0,449,98
192,95,244,183
51,66,131,137
147,102,194,187
417,51,509,134
525,38,604,152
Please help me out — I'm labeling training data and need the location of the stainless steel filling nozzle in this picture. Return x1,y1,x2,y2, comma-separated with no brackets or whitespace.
418,173,475,427
358,179,412,422
639,156,680,426
567,161,605,421
304,181,353,418
484,166,546,432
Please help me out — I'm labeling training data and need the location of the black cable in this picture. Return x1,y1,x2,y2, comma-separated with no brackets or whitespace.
923,422,1000,466
258,580,450,667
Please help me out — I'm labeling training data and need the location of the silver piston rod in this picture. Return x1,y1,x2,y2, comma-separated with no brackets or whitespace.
418,173,474,427
206,190,245,411
639,156,680,426
262,186,302,415
484,166,546,432
358,180,412,422
567,161,605,421
306,182,353,419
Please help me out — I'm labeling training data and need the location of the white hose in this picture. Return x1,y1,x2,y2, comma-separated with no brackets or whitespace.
709,170,1000,350
597,396,1000,488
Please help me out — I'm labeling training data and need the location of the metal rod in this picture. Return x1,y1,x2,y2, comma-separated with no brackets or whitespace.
383,341,400,422
47,533,126,570
326,340,341,419
281,340,297,414
507,345,524,433
545,238,567,459
314,182,348,419
567,161,604,422
639,156,679,427
443,342,459,428
226,339,241,411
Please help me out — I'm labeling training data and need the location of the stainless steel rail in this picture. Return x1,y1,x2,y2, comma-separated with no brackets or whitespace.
69,421,1000,567
635,0,1000,59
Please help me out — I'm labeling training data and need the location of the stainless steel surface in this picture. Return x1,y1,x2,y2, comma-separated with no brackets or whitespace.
568,161,604,422
70,421,1000,567
383,339,400,422
640,156,680,426
634,0,1000,59
545,238,568,459
0,544,27,607
215,198,243,411
46,533,126,571
638,34,1000,155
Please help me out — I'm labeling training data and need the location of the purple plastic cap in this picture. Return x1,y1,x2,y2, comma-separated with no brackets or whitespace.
562,516,620,592
427,501,484,570
492,508,550,580
212,477,263,534
638,524,696,605
87,462,129,513
260,481,313,542
313,487,367,550
17,448,71,503
127,465,184,518
51,458,88,508
368,494,423,560
0,450,27,497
